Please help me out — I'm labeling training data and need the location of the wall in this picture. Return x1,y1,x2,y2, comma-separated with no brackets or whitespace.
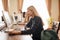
58,0,60,22
22,0,50,29
8,0,18,16
8,0,23,16
51,0,59,21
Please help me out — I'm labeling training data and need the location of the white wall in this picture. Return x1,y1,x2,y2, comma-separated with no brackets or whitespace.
22,0,50,29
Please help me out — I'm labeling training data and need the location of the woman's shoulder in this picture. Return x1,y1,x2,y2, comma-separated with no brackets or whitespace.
34,16,41,20
34,16,40,18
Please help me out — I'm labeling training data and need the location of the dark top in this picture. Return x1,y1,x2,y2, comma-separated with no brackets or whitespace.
21,16,43,40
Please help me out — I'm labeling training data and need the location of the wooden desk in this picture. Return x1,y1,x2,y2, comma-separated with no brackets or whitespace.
8,24,32,40
8,35,32,40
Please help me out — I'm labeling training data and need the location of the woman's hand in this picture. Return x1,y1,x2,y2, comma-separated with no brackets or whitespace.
25,27,30,30
8,30,21,35
5,29,21,35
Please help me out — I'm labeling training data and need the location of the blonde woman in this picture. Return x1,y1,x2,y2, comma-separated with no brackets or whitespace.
8,6,43,40
24,6,40,22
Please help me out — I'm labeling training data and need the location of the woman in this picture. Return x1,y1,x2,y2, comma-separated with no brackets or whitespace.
8,6,43,40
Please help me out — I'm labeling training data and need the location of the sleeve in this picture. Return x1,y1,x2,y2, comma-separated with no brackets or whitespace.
21,17,43,34
26,18,32,28
21,25,37,34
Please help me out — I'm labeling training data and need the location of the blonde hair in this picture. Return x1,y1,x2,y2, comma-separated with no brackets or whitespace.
25,6,40,22
27,6,39,16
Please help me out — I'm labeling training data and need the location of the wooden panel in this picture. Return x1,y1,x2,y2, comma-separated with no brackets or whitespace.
59,0,60,22
18,0,23,11
2,0,8,11
51,0,59,21
58,0,59,21
8,25,32,40
46,0,51,16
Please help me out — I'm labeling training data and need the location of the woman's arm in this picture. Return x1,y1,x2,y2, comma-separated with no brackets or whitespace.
8,30,21,35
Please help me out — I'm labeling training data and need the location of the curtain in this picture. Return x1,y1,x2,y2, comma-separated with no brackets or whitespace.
2,0,8,11
18,0,23,11
46,0,51,16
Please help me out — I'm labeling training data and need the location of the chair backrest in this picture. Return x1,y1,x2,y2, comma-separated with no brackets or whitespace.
41,30,58,40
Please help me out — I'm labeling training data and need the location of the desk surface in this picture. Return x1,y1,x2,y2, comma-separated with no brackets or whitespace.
8,24,32,40
8,35,32,40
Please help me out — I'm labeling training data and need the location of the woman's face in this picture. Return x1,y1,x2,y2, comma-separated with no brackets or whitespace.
26,9,33,16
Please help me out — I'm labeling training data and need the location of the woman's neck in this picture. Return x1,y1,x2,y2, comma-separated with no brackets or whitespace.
31,15,35,18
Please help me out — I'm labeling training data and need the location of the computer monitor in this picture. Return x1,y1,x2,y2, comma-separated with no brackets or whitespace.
2,11,12,28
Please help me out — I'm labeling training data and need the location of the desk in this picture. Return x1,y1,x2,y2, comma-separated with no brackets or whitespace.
9,35,32,40
8,24,33,40
0,21,8,40
0,31,8,40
